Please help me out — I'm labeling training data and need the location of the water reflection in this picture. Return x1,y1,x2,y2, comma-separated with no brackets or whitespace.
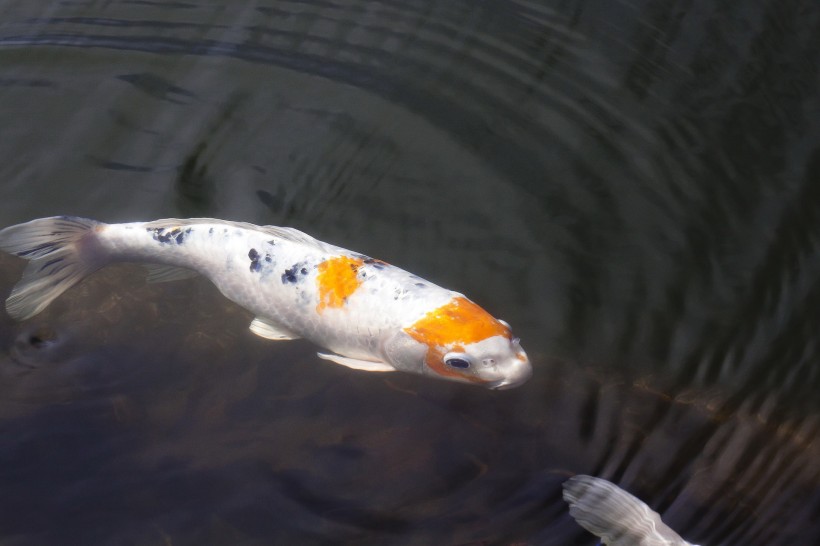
0,0,818,544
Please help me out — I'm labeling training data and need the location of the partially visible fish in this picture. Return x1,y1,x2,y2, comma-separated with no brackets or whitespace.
563,475,701,546
0,217,531,389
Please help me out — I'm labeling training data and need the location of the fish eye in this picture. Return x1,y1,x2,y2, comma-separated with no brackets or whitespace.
445,357,471,369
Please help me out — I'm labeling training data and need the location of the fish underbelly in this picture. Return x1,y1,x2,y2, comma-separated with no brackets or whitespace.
208,271,383,360
304,311,387,360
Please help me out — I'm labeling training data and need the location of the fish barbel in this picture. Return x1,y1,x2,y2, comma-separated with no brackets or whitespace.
0,217,531,389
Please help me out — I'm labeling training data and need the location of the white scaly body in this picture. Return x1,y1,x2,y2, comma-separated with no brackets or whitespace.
0,217,531,389
101,219,455,362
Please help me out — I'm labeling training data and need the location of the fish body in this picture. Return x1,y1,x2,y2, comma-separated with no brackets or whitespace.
563,475,700,546
0,217,531,389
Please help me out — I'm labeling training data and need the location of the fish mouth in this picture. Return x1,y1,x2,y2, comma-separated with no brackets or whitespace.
488,376,529,390
487,359,533,390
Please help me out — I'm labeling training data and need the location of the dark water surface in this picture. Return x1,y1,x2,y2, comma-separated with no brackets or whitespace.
1,1,819,544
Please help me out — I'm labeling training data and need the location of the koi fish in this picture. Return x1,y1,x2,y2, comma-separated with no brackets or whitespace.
0,217,531,389
563,475,700,546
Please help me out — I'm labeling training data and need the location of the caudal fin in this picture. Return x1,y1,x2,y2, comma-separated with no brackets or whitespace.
0,216,104,320
563,475,694,546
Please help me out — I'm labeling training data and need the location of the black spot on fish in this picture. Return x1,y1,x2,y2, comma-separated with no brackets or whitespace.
209,227,214,234
151,227,172,244
415,282,426,288
267,239,276,246
282,267,298,283
364,258,387,270
282,262,309,284
247,245,275,273
248,248,264,273
150,226,187,245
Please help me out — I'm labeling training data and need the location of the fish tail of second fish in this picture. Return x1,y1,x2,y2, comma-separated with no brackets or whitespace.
0,216,107,321
562,475,695,546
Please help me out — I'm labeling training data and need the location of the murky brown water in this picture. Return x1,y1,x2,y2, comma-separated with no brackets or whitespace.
1,1,819,544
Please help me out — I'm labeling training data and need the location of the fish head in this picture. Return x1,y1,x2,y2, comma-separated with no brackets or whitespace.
436,334,531,389
387,296,532,389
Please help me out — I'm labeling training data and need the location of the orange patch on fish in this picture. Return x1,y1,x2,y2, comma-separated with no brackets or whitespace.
316,255,364,312
404,297,510,347
404,297,511,382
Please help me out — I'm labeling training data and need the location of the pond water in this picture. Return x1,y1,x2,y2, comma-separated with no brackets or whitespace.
1,1,818,544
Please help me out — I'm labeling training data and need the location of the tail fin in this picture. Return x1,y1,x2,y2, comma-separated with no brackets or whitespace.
0,216,104,320
563,475,693,545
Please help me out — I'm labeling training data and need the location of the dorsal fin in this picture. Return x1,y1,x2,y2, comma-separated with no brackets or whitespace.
143,218,332,252
258,225,330,251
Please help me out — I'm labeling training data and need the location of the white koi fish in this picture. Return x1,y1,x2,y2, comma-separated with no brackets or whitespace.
563,475,701,546
0,217,531,389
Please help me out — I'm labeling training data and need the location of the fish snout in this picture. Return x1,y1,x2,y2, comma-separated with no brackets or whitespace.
490,350,532,389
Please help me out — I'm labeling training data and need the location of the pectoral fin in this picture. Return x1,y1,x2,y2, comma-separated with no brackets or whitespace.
249,317,301,340
317,353,396,372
